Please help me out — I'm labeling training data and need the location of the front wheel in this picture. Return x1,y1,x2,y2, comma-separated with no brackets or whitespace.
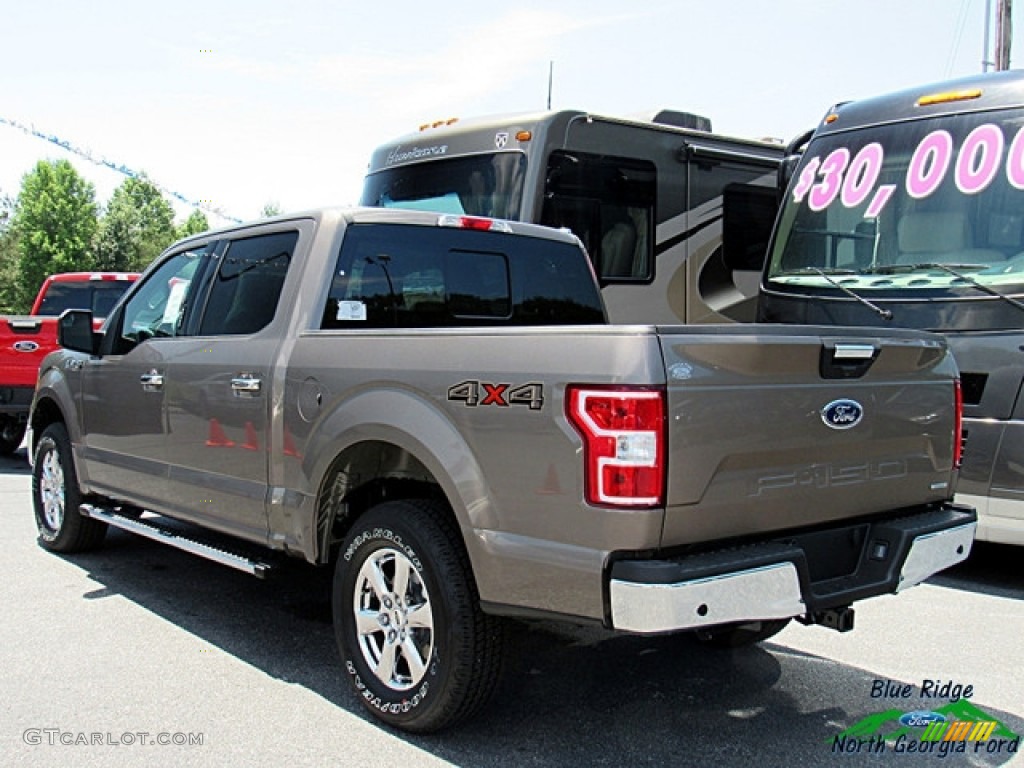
32,422,107,552
333,499,504,733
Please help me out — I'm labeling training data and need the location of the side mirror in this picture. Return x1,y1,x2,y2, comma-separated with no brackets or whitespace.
58,309,99,355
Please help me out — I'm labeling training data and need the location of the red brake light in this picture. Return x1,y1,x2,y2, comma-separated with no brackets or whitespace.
436,214,513,233
566,386,665,507
954,379,963,469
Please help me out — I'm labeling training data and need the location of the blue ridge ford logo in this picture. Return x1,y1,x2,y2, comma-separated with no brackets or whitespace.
822,399,864,430
13,341,39,353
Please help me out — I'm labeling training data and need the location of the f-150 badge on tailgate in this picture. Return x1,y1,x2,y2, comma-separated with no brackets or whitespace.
821,399,864,430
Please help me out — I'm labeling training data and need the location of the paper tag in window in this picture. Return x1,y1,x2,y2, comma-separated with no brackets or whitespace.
337,301,367,321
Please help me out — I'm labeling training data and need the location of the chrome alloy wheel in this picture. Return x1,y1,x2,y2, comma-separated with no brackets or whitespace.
353,547,435,690
39,448,66,532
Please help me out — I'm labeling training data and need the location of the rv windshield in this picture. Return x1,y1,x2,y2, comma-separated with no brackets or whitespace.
360,153,526,220
767,110,1024,300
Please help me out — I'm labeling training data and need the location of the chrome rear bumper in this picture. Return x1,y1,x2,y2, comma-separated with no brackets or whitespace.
609,504,976,634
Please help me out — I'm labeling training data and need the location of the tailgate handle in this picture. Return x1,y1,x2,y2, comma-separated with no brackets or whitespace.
833,344,876,360
821,343,878,379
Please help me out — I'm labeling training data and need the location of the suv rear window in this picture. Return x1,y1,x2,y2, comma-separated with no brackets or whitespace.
321,223,604,329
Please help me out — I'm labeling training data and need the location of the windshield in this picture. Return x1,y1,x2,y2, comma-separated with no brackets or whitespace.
360,152,526,220
767,109,1024,297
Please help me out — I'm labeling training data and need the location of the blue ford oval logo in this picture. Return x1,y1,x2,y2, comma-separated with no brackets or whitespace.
899,711,946,728
13,340,39,353
822,399,864,430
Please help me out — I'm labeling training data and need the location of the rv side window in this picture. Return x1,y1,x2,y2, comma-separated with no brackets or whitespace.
541,151,656,284
722,184,779,272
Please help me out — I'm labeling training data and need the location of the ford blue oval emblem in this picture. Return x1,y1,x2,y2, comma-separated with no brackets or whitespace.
899,711,946,728
821,399,864,430
13,340,39,353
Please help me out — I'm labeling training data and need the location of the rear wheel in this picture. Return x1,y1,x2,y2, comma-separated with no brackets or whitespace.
695,618,791,649
32,422,107,552
333,499,504,732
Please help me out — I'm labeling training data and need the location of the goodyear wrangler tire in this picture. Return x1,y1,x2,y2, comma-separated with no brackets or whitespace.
32,422,107,553
333,499,504,732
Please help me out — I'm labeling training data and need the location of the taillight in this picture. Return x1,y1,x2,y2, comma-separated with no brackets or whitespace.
566,385,665,507
953,379,963,469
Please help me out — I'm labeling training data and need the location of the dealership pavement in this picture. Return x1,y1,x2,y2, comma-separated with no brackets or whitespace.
1,447,1021,767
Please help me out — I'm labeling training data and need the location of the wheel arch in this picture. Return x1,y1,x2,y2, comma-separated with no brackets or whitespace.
303,389,494,571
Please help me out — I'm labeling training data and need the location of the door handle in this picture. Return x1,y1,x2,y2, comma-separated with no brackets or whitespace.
231,374,262,397
140,370,164,392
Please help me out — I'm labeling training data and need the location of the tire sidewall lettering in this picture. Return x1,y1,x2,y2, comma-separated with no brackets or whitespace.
339,524,439,718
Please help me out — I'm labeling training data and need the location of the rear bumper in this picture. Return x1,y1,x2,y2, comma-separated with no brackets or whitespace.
608,503,976,634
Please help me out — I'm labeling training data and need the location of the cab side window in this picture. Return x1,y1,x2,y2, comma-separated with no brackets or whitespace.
198,231,298,336
116,249,204,351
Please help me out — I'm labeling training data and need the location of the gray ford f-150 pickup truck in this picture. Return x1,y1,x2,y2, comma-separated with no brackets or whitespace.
29,207,975,732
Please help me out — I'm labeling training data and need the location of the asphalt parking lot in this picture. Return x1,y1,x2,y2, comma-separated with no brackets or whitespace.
1,446,1022,767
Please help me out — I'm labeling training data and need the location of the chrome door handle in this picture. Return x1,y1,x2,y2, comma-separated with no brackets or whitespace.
140,370,164,391
231,375,262,397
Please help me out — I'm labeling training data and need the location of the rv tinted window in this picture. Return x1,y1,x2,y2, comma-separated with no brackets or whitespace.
723,184,779,272
321,223,604,329
361,153,526,221
541,151,656,283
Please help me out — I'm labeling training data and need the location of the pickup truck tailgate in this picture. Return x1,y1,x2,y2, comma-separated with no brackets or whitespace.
1,316,60,388
659,325,958,547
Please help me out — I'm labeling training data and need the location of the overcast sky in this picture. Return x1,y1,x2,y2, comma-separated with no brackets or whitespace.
1,1,1017,226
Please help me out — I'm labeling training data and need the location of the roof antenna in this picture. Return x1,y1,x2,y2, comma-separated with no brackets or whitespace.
547,61,554,110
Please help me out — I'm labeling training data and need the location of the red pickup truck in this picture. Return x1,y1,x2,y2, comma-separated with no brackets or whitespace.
0,272,138,454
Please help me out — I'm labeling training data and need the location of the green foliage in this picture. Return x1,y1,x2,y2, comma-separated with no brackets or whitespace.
0,195,20,313
260,201,283,218
94,175,176,272
11,160,98,308
176,209,210,240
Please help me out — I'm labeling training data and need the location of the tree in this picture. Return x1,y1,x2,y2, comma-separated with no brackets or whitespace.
176,209,210,240
94,176,176,272
11,160,98,308
0,194,20,313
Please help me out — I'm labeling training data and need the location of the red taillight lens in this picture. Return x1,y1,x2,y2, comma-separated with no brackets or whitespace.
953,379,963,469
566,386,665,507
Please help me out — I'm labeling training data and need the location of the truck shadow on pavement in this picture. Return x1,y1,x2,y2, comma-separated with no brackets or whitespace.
60,529,1022,768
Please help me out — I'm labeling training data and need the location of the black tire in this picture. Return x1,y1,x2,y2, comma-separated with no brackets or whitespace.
32,422,107,553
0,416,26,456
333,499,504,733
695,618,791,649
